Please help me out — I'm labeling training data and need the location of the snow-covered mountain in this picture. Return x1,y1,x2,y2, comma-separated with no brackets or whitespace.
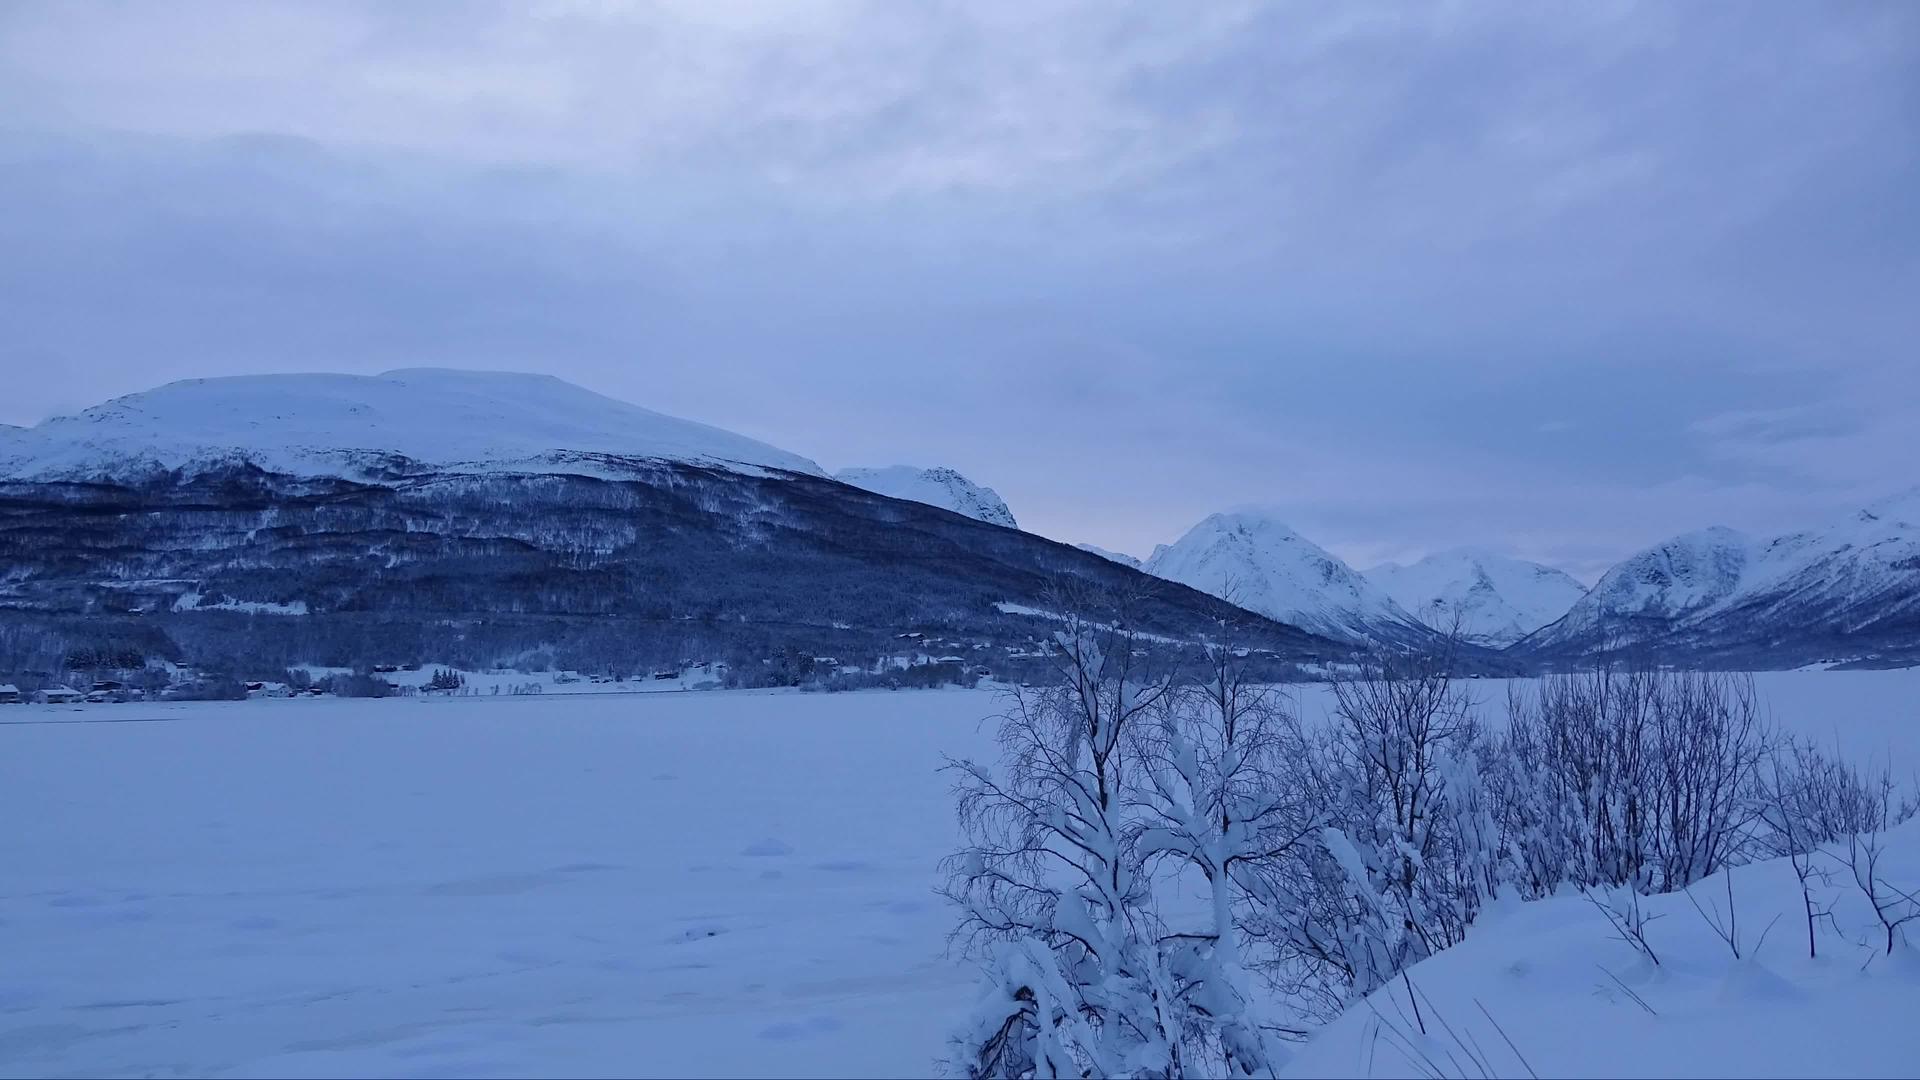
831,466,1017,528
1366,549,1588,645
0,369,824,481
1074,543,1142,570
1526,491,1920,663
1,370,1347,679
1145,511,1430,643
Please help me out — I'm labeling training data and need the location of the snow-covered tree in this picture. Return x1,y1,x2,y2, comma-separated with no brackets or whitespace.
942,592,1186,1077
1131,626,1320,1074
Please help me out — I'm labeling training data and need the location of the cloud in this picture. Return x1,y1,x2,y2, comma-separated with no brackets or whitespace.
0,1,1914,572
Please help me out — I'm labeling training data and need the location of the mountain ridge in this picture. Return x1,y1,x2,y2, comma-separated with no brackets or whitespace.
1366,548,1589,645
1522,494,1920,664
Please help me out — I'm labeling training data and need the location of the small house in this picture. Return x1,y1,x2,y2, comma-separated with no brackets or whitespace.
0,684,20,704
39,686,83,704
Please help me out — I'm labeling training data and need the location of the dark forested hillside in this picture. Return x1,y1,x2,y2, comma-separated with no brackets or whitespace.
0,461,1343,677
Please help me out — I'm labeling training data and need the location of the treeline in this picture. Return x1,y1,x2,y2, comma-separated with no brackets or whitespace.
0,599,1326,698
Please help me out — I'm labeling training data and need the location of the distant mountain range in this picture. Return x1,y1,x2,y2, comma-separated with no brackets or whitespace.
1520,491,1920,666
3,368,1914,673
1105,496,1918,666
1366,549,1588,646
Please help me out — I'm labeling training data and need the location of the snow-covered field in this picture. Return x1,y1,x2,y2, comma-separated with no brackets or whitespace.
3,671,1917,1078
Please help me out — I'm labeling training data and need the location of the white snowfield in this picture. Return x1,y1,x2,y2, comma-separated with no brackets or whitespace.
2,671,1917,1078
832,465,1018,528
1365,548,1589,646
1146,510,1423,642
0,369,825,482
0,690,989,1079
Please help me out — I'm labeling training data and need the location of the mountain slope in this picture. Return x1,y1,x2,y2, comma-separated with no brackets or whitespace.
1145,511,1432,644
0,369,824,481
1366,548,1588,645
831,466,1017,528
0,371,1343,677
1524,492,1920,664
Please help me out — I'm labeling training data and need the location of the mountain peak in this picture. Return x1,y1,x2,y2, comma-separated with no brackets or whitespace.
1145,511,1425,643
1195,508,1310,537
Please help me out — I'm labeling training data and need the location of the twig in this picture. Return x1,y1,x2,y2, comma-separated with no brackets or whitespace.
1475,999,1539,1080
1595,964,1657,1016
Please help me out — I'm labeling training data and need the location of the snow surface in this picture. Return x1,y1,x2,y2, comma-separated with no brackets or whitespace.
1282,818,1920,1079
1366,549,1588,645
1146,511,1422,642
0,369,824,482
0,690,992,1079
173,592,309,616
831,466,1017,528
3,670,1917,1078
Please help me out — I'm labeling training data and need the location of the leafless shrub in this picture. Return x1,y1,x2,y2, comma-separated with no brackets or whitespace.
1493,665,1773,898
1749,738,1907,957
1843,829,1920,958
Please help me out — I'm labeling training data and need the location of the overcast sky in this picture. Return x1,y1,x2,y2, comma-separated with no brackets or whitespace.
2,2,1915,578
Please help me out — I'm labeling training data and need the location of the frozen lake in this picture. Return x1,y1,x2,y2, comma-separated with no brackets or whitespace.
3,670,1917,1077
